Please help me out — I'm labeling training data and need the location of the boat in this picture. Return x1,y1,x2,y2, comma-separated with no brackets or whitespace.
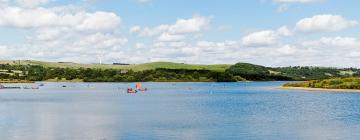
127,88,138,94
23,85,40,89
39,83,45,86
136,83,148,92
0,84,21,89
32,85,40,89
23,86,31,89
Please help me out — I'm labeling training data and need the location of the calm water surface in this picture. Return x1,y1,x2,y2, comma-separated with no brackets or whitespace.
0,82,360,140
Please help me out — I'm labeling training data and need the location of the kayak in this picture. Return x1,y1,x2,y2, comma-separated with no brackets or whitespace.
127,90,137,94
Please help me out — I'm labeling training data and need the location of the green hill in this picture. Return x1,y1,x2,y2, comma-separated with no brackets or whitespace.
0,60,230,72
2,60,360,82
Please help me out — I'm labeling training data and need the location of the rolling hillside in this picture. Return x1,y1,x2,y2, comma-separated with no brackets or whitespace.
0,60,231,72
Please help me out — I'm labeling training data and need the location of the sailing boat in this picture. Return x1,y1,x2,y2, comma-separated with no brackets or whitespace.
136,83,147,92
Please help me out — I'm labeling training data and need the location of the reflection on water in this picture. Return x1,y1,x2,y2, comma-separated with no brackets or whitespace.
1,82,360,140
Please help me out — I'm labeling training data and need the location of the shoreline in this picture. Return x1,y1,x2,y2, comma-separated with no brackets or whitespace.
0,81,34,84
280,86,360,93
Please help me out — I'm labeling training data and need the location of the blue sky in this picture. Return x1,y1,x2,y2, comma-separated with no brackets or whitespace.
0,0,359,67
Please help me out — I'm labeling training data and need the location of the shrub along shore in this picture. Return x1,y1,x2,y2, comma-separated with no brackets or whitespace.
283,77,360,91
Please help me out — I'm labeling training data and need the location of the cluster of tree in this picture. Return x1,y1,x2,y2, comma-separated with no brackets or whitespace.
0,64,239,82
226,63,360,81
1,62,360,82
226,63,294,81
273,66,345,80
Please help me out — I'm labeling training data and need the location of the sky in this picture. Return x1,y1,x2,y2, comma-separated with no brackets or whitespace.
0,0,360,67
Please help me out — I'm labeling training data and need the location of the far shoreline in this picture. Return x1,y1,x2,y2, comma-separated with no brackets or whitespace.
0,80,34,84
280,86,360,93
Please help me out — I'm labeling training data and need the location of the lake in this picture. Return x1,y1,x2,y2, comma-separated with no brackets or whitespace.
1,82,360,140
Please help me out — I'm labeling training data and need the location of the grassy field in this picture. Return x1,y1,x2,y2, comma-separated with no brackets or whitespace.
0,60,231,72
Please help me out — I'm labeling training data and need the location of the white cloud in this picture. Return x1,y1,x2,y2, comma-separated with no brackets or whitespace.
130,15,211,42
129,26,141,34
168,16,211,34
276,44,297,55
17,31,129,63
132,25,169,37
240,26,295,47
0,6,121,31
277,26,293,36
158,33,185,42
75,11,121,31
302,37,360,48
0,4,126,63
295,14,358,33
241,30,279,46
1,1,360,67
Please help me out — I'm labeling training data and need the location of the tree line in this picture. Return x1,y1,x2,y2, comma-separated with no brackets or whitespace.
1,62,359,82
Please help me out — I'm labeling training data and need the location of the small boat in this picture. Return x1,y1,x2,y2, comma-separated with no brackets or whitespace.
136,83,148,92
127,88,137,94
138,88,148,92
32,86,40,89
62,85,67,88
23,85,40,89
39,83,45,86
0,84,21,89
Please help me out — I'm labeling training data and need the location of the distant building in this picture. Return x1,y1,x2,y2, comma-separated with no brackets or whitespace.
58,62,73,64
113,63,130,65
120,70,129,74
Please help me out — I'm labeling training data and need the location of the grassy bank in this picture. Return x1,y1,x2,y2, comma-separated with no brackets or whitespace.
283,77,360,90
281,86,360,93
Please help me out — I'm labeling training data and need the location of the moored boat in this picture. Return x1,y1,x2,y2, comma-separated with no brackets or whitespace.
0,84,21,89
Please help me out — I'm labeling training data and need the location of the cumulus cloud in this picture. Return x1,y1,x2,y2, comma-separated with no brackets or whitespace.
295,14,358,33
9,30,128,63
130,15,211,42
241,26,293,47
158,33,185,42
0,6,121,31
167,16,211,34
1,1,360,67
302,37,360,48
0,3,126,63
241,30,279,46
277,26,293,36
131,25,169,37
